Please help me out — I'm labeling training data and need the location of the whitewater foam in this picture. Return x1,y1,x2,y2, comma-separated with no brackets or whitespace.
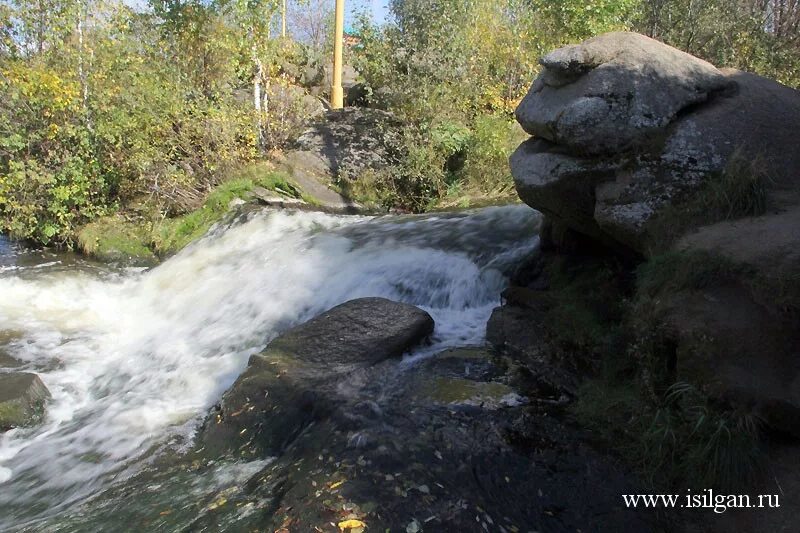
0,205,539,527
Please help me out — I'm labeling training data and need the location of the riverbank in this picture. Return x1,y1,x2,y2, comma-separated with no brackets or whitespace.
67,156,520,267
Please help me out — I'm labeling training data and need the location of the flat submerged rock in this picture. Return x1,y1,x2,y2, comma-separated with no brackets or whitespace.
0,372,50,431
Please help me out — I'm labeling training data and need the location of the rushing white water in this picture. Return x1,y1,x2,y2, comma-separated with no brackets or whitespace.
0,205,539,529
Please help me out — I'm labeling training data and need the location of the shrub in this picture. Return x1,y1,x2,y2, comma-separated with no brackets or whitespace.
0,62,108,244
460,113,526,196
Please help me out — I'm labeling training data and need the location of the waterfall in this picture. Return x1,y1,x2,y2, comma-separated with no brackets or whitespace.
0,205,539,529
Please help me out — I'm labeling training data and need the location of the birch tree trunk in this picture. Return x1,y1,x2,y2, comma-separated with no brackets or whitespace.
253,50,264,151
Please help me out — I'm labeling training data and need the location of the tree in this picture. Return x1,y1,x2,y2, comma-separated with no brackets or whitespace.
11,0,80,57
287,0,331,58
632,0,800,87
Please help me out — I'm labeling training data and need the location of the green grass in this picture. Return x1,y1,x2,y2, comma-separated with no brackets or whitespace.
153,166,302,256
75,163,306,262
641,382,763,490
77,216,158,266
645,151,769,253
635,250,747,299
572,368,764,491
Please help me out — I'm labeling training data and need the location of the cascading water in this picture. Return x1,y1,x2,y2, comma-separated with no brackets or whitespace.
0,205,539,530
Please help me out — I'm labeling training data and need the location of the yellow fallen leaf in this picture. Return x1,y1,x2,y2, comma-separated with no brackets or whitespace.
330,480,345,489
207,497,227,511
338,519,366,531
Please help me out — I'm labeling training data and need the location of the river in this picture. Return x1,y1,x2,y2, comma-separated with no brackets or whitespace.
0,205,540,531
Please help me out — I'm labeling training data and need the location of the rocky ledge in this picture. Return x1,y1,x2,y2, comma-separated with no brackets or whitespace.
504,31,800,533
192,297,652,531
69,297,655,531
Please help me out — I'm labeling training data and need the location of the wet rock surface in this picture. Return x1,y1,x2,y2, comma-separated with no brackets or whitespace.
0,372,50,430
192,348,652,533
0,350,22,368
199,297,434,457
56,299,657,532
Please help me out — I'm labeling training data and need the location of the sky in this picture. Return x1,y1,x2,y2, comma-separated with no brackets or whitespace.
368,0,390,24
122,0,391,25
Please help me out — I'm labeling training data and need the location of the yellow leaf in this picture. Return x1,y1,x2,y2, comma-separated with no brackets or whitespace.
207,497,227,510
329,480,345,489
338,519,366,531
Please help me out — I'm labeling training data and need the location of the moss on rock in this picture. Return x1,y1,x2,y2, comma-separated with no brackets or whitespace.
77,216,158,267
75,164,310,263
0,373,51,430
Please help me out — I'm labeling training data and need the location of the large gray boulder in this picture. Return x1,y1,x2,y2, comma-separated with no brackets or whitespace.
289,107,404,180
511,32,800,255
516,32,730,155
199,297,433,456
0,373,50,430
511,32,800,440
275,107,405,212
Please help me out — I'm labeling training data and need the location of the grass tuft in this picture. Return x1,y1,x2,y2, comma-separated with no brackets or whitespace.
153,165,301,256
645,150,770,253
635,250,747,299
77,216,158,266
642,382,763,491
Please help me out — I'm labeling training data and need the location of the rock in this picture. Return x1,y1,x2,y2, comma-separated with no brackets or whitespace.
644,277,800,437
267,82,325,120
511,32,800,439
199,297,433,456
0,351,22,368
0,373,50,430
678,205,800,297
302,62,360,99
267,297,434,366
516,32,729,155
187,343,655,533
276,107,405,212
248,186,308,209
72,335,659,532
291,107,404,179
511,32,800,255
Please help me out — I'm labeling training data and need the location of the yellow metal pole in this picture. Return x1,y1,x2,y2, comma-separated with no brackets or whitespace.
331,0,345,109
281,0,287,38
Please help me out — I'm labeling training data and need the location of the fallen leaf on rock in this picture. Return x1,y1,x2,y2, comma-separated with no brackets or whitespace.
338,519,366,531
206,497,227,511
330,480,345,489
